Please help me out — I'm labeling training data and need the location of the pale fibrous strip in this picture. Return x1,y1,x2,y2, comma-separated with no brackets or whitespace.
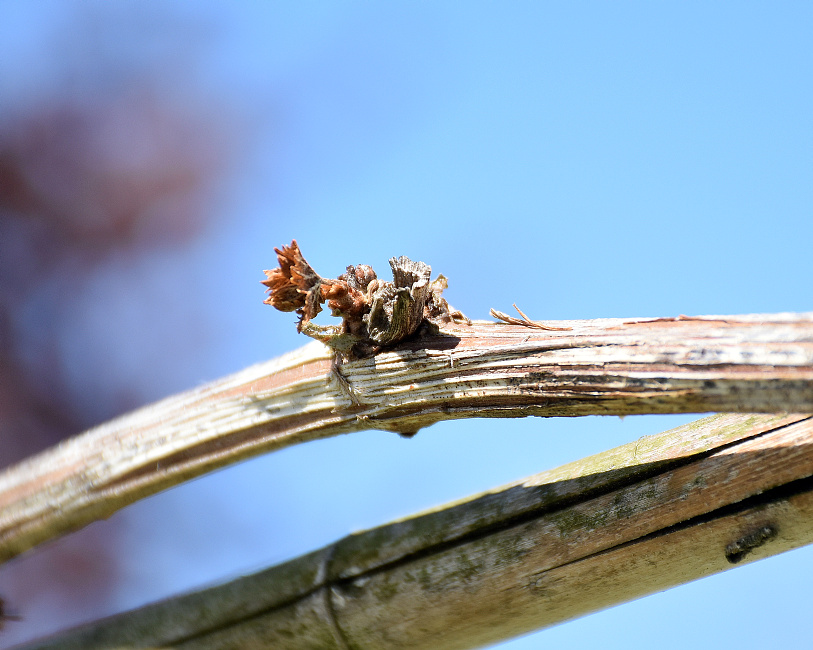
1,311,812,566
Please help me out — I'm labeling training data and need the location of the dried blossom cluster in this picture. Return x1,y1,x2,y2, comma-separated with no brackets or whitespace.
262,240,468,356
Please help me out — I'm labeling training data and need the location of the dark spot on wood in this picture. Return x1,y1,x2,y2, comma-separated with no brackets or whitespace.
725,524,777,564
0,596,22,630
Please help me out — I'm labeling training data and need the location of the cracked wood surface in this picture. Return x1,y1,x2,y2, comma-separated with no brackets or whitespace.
1,312,812,566
19,413,813,649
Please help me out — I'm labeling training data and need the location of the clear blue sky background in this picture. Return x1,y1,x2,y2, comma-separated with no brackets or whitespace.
2,2,812,648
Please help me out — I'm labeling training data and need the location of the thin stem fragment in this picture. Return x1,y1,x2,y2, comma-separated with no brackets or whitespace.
490,303,573,330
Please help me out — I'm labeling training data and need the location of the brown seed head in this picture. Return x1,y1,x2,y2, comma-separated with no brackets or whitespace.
261,240,324,327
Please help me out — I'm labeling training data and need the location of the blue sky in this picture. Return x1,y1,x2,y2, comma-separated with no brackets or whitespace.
1,2,812,648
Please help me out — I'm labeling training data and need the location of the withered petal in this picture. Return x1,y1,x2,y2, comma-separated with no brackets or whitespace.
262,240,325,317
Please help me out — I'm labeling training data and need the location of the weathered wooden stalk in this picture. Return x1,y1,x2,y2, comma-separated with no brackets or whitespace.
19,413,813,649
1,312,812,566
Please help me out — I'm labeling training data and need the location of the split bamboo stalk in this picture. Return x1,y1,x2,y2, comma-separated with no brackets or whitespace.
1,312,812,566
20,412,813,650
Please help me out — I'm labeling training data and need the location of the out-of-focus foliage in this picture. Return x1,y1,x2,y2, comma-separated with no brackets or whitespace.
0,5,240,642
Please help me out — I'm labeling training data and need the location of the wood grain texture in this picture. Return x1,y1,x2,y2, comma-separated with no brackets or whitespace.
1,312,812,566
20,413,813,649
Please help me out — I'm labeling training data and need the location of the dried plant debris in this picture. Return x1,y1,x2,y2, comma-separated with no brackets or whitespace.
490,304,572,331
262,240,469,357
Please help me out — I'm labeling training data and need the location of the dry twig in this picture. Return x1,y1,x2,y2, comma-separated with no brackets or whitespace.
490,303,573,330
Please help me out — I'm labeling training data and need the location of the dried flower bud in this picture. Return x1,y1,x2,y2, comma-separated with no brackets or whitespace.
364,257,432,346
322,279,367,326
262,242,468,356
261,240,324,329
340,264,377,293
